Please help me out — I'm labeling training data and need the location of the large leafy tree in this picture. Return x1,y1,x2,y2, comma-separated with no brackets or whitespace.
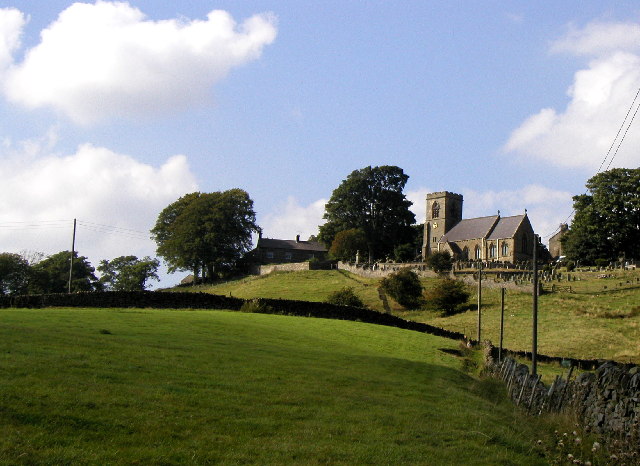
0,252,30,296
151,189,259,281
98,256,160,291
319,166,415,260
562,168,640,264
328,228,368,261
29,251,99,294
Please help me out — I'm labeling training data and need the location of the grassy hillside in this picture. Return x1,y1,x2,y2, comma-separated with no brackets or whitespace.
185,269,640,363
0,308,551,464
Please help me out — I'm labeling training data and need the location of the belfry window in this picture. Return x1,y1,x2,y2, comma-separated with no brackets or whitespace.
432,201,440,219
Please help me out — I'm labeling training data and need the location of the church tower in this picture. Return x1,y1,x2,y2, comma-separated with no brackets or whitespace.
422,191,463,259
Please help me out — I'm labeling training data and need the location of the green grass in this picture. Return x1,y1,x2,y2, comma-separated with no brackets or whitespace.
0,307,552,464
192,269,640,364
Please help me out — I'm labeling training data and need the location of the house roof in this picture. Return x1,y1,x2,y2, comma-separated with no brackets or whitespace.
257,238,327,252
440,216,499,243
487,215,526,240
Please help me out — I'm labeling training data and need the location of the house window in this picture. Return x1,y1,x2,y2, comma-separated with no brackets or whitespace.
266,251,274,260
432,201,440,219
501,242,509,256
284,252,292,260
489,243,496,258
475,245,481,260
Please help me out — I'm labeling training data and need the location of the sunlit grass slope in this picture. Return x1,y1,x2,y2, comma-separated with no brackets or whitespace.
0,308,546,464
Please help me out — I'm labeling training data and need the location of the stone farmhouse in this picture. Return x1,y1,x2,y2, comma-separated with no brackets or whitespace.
253,234,328,264
421,191,535,263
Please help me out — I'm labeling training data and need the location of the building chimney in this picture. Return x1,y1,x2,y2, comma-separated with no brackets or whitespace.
296,234,300,243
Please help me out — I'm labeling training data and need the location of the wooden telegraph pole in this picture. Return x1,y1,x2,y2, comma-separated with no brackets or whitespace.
68,218,77,294
477,260,482,342
532,234,539,376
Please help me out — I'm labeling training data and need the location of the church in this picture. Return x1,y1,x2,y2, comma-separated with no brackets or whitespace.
421,191,535,264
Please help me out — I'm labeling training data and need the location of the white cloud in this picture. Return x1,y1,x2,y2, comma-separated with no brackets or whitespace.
0,7,25,70
0,141,198,286
259,197,327,240
406,188,431,225
1,2,277,124
504,21,640,170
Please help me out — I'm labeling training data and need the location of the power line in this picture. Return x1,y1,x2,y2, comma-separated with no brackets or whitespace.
542,85,640,240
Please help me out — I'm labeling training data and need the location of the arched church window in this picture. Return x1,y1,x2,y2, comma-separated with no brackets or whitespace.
475,245,481,260
521,235,528,253
489,243,496,258
432,201,440,219
501,242,509,256
462,247,469,260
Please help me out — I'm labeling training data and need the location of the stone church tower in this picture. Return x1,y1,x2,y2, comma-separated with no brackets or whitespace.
422,191,463,258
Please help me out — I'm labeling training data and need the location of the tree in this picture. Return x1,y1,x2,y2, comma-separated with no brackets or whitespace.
325,287,365,307
329,228,368,261
29,251,99,294
98,256,160,291
0,252,30,296
151,189,259,281
318,166,415,261
380,268,423,309
425,278,470,315
427,251,453,274
562,168,640,264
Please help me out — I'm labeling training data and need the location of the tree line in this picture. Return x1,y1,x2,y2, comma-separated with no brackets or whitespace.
0,251,159,296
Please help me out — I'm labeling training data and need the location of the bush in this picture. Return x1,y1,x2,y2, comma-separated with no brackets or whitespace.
426,251,453,274
380,268,423,309
594,258,610,268
565,260,576,272
424,278,470,315
325,287,364,307
239,298,273,314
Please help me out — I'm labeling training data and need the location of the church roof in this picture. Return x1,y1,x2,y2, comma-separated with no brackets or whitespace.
257,238,327,252
487,215,526,240
440,216,499,242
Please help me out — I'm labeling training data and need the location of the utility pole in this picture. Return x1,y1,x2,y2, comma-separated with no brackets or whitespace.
68,218,77,294
532,234,539,376
499,287,505,362
477,260,482,342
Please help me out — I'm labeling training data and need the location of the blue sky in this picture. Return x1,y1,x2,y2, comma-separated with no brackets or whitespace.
1,1,639,286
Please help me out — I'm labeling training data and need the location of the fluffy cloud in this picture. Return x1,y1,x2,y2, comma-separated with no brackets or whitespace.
406,188,431,225
0,8,25,70
0,141,198,285
0,2,277,124
504,20,640,170
259,197,327,240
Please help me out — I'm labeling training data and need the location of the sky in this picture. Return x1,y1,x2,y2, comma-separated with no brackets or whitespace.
1,1,639,287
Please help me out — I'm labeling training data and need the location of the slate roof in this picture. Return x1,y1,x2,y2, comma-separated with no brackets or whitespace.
257,238,327,252
487,215,526,240
440,216,499,242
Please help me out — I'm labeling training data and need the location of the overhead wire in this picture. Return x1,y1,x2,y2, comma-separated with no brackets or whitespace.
541,85,640,240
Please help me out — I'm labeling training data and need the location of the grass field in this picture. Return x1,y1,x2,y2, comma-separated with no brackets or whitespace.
0,307,555,464
189,269,640,363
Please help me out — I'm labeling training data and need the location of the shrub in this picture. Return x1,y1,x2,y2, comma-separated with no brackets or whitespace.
565,260,575,272
380,268,423,309
325,287,364,307
424,278,470,315
239,298,273,314
594,258,610,268
426,251,453,274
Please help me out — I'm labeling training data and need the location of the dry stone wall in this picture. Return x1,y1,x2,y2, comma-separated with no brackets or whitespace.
484,343,640,445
